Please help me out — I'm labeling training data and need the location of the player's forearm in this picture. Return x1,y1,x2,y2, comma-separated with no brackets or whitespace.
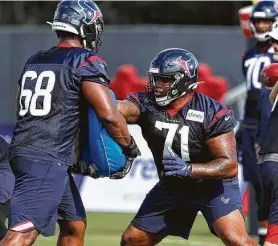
190,158,238,179
270,82,278,104
101,113,131,146
117,100,140,124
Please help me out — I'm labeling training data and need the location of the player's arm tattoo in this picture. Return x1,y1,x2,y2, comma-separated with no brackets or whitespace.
270,82,278,104
190,131,237,179
117,100,140,124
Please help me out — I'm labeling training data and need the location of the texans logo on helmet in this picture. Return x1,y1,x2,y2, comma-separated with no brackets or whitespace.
78,0,102,25
176,56,196,78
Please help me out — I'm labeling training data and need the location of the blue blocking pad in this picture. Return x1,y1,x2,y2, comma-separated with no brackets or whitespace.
82,90,126,177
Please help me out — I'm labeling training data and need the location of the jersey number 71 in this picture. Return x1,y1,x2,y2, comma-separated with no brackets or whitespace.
155,121,190,161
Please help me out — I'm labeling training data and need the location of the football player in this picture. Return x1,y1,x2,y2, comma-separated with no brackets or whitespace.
258,63,278,246
117,48,258,246
256,28,278,160
0,1,138,246
0,136,14,240
241,1,278,243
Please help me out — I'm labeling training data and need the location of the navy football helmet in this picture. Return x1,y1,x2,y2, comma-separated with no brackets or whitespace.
250,0,278,42
146,48,199,106
48,0,104,52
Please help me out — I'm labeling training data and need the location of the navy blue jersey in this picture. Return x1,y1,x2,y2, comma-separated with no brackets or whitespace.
10,44,109,165
259,93,278,154
257,85,272,146
242,46,274,122
0,136,10,172
128,92,237,182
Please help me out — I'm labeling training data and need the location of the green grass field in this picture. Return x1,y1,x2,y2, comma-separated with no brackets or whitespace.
34,212,237,246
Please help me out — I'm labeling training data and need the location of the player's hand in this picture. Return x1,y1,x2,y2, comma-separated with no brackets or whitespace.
109,157,133,179
121,136,141,159
111,137,141,179
162,147,192,178
70,161,99,179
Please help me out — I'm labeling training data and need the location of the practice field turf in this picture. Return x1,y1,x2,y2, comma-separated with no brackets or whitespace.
34,212,234,246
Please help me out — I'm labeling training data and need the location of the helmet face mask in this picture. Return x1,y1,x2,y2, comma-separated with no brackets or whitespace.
148,74,180,106
146,48,199,107
251,18,278,42
80,18,104,51
49,0,104,52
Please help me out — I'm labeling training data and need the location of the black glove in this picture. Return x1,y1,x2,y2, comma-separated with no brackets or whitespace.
109,157,134,179
70,161,99,179
121,136,141,158
71,158,133,180
71,136,141,180
110,136,141,179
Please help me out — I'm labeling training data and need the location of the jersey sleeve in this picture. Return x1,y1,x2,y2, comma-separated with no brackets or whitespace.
74,55,110,86
205,108,237,139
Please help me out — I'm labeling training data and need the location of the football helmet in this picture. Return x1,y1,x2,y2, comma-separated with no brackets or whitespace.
250,0,278,42
146,48,199,106
48,0,104,52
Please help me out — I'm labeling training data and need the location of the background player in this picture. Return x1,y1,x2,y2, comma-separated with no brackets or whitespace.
258,61,278,246
241,1,278,243
117,48,258,246
0,1,138,246
0,136,14,240
256,28,278,161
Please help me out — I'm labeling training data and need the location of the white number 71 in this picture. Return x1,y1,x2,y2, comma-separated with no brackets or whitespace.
155,121,190,161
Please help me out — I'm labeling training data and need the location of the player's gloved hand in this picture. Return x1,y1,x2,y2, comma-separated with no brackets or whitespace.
120,136,141,158
109,157,134,179
111,136,141,179
162,147,192,178
70,161,99,179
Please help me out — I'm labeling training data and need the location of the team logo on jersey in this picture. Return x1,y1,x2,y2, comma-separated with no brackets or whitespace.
186,109,204,123
221,197,230,204
78,0,102,25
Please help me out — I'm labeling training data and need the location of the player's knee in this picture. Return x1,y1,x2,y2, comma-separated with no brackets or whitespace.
0,230,38,246
121,227,142,246
23,233,38,246
223,233,256,246
121,225,159,246
121,232,138,246
58,218,87,237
